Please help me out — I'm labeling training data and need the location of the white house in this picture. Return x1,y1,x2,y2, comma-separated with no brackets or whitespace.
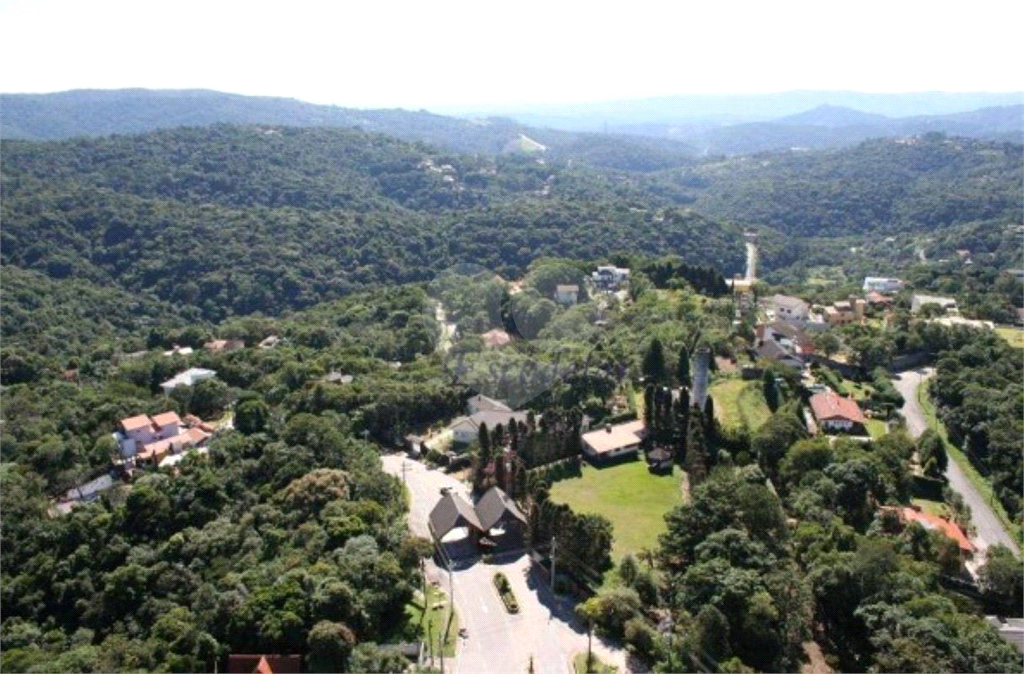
862,277,903,294
114,414,158,458
160,367,217,394
581,420,646,462
151,411,182,440
911,294,958,315
592,266,630,290
766,294,810,321
450,409,529,445
554,284,579,305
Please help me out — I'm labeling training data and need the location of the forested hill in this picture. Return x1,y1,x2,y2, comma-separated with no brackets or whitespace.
0,125,744,331
0,89,698,172
661,135,1023,238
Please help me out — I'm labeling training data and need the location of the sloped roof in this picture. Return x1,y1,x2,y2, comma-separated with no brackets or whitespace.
151,411,182,427
582,420,646,455
889,507,974,554
476,486,527,531
468,394,512,412
429,493,483,539
120,414,153,432
227,655,302,674
809,390,866,425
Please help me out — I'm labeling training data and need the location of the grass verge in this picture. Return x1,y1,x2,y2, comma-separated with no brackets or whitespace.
404,583,458,658
916,383,1021,544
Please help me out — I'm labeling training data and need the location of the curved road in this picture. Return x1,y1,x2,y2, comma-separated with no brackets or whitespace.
893,368,1020,559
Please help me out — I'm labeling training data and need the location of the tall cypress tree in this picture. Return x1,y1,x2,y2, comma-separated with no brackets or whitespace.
686,405,708,487
677,346,690,387
642,338,667,384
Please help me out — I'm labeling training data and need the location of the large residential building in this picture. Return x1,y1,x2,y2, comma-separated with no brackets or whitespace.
113,411,213,462
823,297,866,326
765,294,810,321
809,390,866,434
862,277,903,294
581,420,646,462
160,367,217,394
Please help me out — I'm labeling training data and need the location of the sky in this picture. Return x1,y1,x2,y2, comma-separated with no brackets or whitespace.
2,0,1022,110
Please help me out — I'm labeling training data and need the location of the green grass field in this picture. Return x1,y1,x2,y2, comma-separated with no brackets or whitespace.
865,419,887,439
403,583,458,657
996,326,1024,349
711,378,772,431
916,384,1022,544
549,460,685,560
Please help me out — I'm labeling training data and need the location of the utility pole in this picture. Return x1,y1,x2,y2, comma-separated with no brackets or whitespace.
550,536,557,592
402,460,407,484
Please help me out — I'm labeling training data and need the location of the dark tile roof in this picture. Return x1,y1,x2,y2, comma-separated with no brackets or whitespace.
428,493,483,539
468,394,513,412
475,486,527,531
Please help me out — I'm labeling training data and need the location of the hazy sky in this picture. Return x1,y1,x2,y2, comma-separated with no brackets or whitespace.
2,0,1022,109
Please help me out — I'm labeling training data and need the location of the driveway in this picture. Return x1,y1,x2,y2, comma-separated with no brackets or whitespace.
382,454,632,674
893,368,1020,558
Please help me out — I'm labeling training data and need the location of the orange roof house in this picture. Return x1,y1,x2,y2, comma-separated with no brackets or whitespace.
885,506,975,556
809,390,866,432
120,415,154,432
151,411,182,428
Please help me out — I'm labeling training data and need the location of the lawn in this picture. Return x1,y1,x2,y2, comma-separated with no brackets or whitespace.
916,384,1022,544
711,378,772,431
996,326,1024,349
865,419,887,439
403,582,458,658
837,379,874,401
549,460,685,560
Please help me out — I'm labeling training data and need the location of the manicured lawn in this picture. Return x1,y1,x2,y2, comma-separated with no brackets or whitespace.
838,379,874,401
711,378,772,431
917,384,1022,544
865,419,887,439
549,460,685,560
403,582,458,657
996,326,1024,349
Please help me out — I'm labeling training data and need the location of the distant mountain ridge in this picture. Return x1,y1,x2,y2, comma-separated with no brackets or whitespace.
0,88,699,172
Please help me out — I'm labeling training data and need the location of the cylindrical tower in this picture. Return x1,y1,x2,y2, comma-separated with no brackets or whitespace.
692,347,710,410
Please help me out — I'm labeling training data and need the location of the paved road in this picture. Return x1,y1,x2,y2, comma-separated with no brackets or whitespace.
893,368,1020,558
382,455,631,674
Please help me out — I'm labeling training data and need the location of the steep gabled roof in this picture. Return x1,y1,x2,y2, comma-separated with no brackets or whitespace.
151,411,182,427
120,414,153,432
429,493,483,539
227,654,302,674
476,486,527,531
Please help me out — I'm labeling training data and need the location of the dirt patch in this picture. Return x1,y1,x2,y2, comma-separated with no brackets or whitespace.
800,641,834,674
714,357,738,373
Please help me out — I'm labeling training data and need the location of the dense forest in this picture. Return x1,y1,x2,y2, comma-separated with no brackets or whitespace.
0,125,744,331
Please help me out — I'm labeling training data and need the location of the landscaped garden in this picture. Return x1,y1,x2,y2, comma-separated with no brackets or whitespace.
549,460,685,560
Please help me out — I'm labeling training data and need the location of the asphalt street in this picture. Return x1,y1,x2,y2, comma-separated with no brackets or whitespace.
893,368,1020,559
382,454,631,674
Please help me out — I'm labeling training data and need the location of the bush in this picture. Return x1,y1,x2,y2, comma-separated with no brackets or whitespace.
493,572,519,614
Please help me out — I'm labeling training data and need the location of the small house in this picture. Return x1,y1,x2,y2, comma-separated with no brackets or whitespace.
766,294,810,321
554,284,579,306
581,420,646,462
160,367,217,394
862,277,903,294
809,390,866,434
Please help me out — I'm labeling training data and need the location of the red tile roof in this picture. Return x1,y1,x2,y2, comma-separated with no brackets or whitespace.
120,415,153,432
481,329,512,347
227,655,302,674
809,390,866,425
892,506,975,554
151,411,181,427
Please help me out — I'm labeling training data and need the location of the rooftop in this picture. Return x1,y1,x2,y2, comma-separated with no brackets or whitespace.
120,414,153,432
893,506,974,554
151,411,182,427
809,390,866,425
582,419,646,455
